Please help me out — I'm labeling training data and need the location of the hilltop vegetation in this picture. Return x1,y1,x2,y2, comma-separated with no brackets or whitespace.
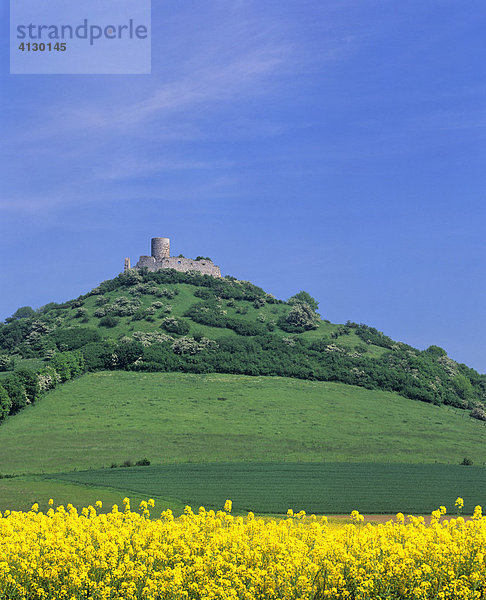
0,268,484,424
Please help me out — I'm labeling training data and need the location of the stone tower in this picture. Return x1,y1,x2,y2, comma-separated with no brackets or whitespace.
151,237,170,260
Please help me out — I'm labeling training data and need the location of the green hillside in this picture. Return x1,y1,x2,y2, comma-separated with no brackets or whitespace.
0,269,485,513
0,269,484,428
0,371,485,513
3,372,486,475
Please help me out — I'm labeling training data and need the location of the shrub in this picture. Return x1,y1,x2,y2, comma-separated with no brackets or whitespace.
226,319,267,336
95,295,108,306
279,302,320,333
425,345,447,357
50,351,85,382
135,458,151,466
5,306,36,323
80,342,115,371
161,318,190,335
0,354,13,371
470,406,486,421
288,291,319,312
461,457,473,466
1,375,27,413
14,368,40,403
51,327,101,350
171,337,201,355
99,316,119,328
194,288,215,300
0,385,12,420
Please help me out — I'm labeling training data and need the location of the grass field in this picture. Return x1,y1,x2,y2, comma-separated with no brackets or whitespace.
1,371,485,513
1,372,485,476
44,462,486,515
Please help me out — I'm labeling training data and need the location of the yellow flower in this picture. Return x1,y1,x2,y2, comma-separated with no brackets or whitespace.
224,499,232,513
1,495,485,598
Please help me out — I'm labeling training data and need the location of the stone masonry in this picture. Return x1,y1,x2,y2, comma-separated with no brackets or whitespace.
124,237,221,278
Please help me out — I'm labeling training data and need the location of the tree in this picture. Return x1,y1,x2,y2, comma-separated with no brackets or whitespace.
5,306,36,323
0,354,13,371
14,368,40,403
0,385,11,419
288,291,319,312
1,374,27,413
279,302,320,333
425,345,447,357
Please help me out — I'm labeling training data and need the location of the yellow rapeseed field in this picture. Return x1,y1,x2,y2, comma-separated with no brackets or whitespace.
0,497,485,599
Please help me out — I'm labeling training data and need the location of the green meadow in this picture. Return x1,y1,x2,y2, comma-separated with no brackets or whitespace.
0,372,485,513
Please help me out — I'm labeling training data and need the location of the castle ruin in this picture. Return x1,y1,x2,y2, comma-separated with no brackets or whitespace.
124,237,221,278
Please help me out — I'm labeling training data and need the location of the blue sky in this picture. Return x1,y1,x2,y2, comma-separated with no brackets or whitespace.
1,1,485,372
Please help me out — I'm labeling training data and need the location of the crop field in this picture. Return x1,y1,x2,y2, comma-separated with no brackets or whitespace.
44,462,486,515
1,498,485,599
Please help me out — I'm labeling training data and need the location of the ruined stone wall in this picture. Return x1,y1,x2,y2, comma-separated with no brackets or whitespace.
134,255,221,277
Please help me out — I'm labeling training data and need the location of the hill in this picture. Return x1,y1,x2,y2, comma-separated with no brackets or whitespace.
3,372,486,474
0,269,486,513
0,268,484,426
1,371,486,514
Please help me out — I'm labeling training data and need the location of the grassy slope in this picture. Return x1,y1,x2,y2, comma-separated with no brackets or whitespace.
49,281,368,348
1,371,485,477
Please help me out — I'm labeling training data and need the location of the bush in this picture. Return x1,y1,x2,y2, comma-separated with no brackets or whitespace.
14,368,40,403
279,303,320,333
194,288,215,300
0,385,12,420
5,306,36,323
50,351,85,382
80,342,114,371
461,457,473,466
470,406,486,421
288,291,319,312
161,318,190,335
226,319,267,336
425,345,447,357
99,316,119,328
51,327,101,350
135,458,151,466
1,375,27,413
115,341,144,369
0,354,14,371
